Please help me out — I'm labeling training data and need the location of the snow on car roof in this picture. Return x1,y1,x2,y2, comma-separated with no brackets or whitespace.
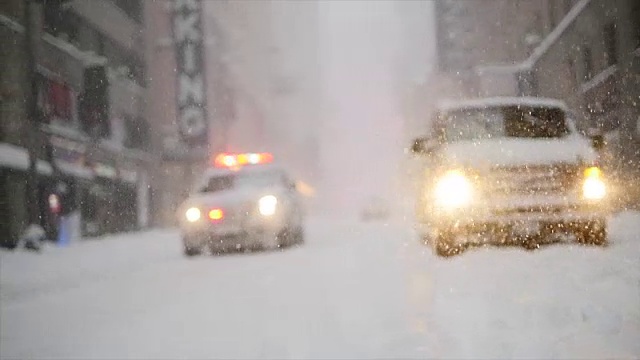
437,97,569,113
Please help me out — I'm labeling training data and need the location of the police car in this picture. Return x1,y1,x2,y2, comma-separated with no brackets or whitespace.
177,153,305,256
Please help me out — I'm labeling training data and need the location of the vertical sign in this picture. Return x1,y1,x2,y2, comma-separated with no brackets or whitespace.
172,0,208,147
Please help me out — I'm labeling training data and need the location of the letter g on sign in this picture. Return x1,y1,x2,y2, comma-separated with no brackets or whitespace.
179,107,206,139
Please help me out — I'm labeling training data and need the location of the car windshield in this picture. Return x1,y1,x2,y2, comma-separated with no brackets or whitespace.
440,105,569,142
199,174,234,193
235,169,284,188
199,170,282,193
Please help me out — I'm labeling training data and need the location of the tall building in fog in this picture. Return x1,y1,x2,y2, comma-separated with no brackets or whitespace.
145,1,323,224
206,1,323,183
145,0,237,225
433,0,548,98
315,1,407,216
434,0,547,73
408,0,577,129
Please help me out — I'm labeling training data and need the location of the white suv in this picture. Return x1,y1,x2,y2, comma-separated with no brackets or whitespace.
410,97,611,256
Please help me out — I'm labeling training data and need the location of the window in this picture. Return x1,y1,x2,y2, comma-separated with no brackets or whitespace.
127,56,146,86
125,116,150,150
97,33,145,86
43,0,79,43
567,57,576,88
604,22,617,66
548,2,556,30
439,106,568,142
235,170,284,189
0,0,22,19
199,170,284,194
518,71,538,96
582,46,593,81
80,66,110,138
43,0,64,35
97,34,106,57
200,175,234,194
528,72,539,96
36,74,74,124
563,0,573,15
112,0,143,24
632,0,640,47
66,13,79,46
532,12,543,39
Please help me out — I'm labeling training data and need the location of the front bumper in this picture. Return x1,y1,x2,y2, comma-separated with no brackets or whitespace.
182,228,279,251
417,195,610,234
180,214,286,250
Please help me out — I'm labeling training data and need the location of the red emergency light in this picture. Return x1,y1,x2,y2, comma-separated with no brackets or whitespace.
213,152,273,168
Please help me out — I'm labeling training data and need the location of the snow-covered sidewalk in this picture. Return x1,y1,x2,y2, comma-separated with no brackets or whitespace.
0,228,182,303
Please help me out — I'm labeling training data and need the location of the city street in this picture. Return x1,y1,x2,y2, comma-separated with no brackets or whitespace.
2,212,640,359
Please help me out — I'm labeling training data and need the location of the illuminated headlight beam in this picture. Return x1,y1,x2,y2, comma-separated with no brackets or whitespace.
259,195,278,216
185,207,201,222
583,177,606,200
434,170,473,209
582,166,606,200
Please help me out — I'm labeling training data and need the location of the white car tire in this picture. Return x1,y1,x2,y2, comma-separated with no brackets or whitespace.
184,245,201,257
432,231,465,257
577,219,607,246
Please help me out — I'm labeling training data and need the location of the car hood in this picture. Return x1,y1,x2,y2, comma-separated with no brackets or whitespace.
440,136,597,168
180,186,285,212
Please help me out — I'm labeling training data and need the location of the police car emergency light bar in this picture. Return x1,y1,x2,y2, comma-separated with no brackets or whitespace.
213,152,274,168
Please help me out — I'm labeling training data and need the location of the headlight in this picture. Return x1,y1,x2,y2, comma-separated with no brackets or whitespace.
185,207,201,222
434,170,473,209
259,195,278,216
582,166,606,200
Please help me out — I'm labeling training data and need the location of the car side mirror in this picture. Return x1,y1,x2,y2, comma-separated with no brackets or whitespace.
590,134,605,151
410,137,437,155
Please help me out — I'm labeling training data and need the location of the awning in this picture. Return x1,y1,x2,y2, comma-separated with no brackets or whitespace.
0,143,53,175
55,161,94,180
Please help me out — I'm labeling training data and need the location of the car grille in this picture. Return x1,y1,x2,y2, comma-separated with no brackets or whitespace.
484,163,581,196
206,201,255,226
227,202,255,223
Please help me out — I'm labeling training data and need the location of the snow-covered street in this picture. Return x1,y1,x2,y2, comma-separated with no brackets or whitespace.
2,212,639,359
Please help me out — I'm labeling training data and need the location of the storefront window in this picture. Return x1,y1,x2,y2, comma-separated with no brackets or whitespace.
36,74,76,125
582,45,593,81
604,22,617,66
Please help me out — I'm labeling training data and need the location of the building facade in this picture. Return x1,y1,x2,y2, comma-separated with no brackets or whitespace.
433,0,549,98
415,0,639,205
523,0,640,205
144,0,232,226
1,0,155,247
143,1,324,225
